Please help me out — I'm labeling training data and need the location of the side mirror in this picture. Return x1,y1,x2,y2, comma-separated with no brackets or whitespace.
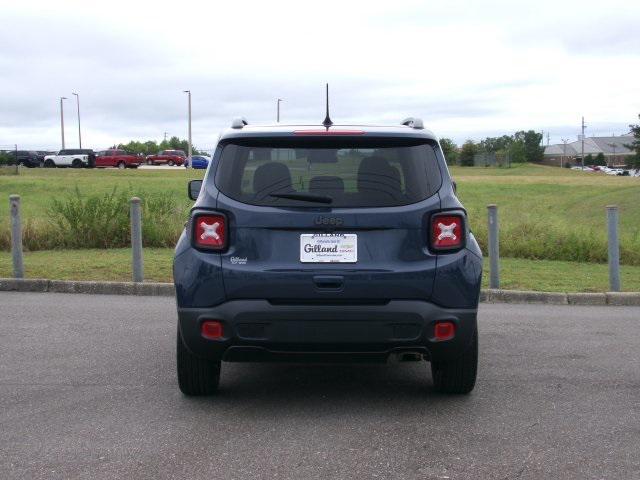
188,180,202,200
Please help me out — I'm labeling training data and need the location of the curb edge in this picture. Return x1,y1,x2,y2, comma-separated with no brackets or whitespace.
1,279,640,305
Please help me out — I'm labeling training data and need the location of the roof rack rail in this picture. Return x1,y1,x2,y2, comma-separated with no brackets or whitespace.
231,117,248,129
401,117,424,130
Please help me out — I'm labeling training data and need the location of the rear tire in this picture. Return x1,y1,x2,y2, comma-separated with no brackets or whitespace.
147,159,154,165
177,327,220,396
44,159,55,168
117,161,125,170
72,158,83,168
168,160,175,166
430,329,478,394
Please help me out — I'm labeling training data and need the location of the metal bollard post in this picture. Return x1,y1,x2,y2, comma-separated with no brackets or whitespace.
10,195,25,278
130,197,144,283
487,204,500,289
606,205,621,292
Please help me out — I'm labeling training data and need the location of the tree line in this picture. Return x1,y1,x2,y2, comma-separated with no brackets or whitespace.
3,118,640,168
439,130,545,166
440,115,640,168
627,114,640,168
111,137,206,156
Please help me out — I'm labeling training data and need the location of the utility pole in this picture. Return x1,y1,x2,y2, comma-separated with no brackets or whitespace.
277,98,283,122
60,96,67,149
164,132,168,142
581,116,587,170
547,132,550,146
72,92,82,148
608,143,617,167
183,90,192,167
561,138,569,169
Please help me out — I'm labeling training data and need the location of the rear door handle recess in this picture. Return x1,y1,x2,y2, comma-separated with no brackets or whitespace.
313,275,344,290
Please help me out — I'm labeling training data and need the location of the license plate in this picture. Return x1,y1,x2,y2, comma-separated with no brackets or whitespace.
300,234,357,263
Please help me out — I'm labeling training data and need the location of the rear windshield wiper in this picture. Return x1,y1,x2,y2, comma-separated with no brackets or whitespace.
269,193,333,204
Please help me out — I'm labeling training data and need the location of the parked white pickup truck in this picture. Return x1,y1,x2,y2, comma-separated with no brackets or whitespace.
43,149,96,168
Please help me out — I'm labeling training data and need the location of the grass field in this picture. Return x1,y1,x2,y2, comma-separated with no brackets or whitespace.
0,168,204,250
0,167,203,219
1,163,639,265
450,164,640,265
2,248,639,292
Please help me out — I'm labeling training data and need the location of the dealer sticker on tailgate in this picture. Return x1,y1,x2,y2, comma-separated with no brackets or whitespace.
300,234,357,263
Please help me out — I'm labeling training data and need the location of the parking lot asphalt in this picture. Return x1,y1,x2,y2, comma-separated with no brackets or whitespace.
1,292,639,479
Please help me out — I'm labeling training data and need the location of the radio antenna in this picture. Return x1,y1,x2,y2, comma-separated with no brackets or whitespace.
322,83,333,128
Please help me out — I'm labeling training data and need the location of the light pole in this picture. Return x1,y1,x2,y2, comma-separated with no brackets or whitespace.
561,138,569,169
581,116,587,170
277,98,283,123
183,90,192,168
60,96,67,149
72,92,82,148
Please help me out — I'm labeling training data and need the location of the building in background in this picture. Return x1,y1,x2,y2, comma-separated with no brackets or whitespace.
543,134,634,167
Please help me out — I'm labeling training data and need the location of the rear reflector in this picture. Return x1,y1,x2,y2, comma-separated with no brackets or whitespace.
293,130,365,136
431,213,464,251
434,321,455,341
193,213,227,250
201,320,224,339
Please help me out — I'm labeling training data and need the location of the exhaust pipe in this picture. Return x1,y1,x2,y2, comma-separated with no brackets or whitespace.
398,352,423,362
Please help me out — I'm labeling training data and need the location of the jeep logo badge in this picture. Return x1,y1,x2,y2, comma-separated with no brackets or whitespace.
314,216,344,227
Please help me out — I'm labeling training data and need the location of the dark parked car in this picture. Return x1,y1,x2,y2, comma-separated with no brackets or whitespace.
146,149,186,166
185,155,210,169
12,150,43,168
174,118,482,396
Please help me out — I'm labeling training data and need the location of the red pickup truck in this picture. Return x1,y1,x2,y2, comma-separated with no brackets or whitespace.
145,150,186,166
95,149,143,169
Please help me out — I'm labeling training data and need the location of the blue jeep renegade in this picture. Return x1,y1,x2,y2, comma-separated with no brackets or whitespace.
174,117,482,395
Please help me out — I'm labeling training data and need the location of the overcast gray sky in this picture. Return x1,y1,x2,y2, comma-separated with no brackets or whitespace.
1,0,639,151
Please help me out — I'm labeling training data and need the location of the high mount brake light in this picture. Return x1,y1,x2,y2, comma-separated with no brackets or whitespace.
430,213,464,251
193,213,227,251
293,130,366,136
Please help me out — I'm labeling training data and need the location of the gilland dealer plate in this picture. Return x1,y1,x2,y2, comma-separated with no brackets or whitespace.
300,234,358,263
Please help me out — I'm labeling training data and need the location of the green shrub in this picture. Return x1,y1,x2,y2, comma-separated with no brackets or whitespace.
0,151,12,166
471,218,640,266
43,187,188,249
0,152,19,173
459,140,477,166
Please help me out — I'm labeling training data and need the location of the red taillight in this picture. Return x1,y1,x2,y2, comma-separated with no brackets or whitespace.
293,130,366,136
193,213,227,250
434,321,456,341
431,214,464,251
201,320,224,339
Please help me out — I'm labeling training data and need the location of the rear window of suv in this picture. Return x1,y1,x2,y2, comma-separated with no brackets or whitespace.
215,137,442,207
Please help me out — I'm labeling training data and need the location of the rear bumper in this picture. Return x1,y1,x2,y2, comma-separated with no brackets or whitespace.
178,300,477,363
